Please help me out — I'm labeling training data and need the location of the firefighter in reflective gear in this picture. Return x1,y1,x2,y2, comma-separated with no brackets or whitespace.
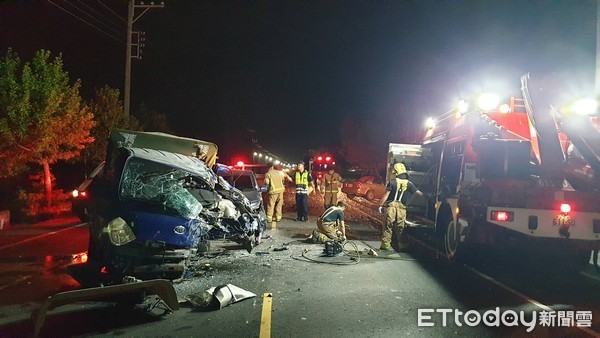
310,201,347,243
294,161,314,222
320,167,342,210
264,163,292,229
378,163,424,251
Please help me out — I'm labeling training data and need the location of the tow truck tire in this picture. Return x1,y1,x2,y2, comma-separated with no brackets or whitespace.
444,218,460,259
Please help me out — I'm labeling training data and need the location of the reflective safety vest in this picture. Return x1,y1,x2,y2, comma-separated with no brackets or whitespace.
319,206,342,222
392,178,409,204
265,168,285,194
295,171,310,194
321,172,341,193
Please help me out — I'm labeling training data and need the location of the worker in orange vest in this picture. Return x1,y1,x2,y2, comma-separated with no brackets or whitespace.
320,167,342,210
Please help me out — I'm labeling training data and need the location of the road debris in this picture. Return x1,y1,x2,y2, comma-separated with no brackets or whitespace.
185,284,256,310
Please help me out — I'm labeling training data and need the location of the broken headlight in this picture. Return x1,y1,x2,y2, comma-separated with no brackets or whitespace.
106,217,136,246
249,199,261,210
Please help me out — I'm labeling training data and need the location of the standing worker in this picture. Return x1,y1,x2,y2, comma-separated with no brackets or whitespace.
378,162,425,251
264,163,292,229
310,201,347,243
320,166,342,210
294,161,314,222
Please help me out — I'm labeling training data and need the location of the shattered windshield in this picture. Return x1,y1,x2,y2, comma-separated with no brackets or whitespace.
119,157,205,219
232,175,254,190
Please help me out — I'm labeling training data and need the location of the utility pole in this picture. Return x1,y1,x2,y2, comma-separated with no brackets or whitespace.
124,0,164,117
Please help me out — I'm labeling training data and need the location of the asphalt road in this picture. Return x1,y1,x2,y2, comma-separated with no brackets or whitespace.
0,214,599,337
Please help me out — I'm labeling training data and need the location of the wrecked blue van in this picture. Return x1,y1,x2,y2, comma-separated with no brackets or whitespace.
76,130,266,284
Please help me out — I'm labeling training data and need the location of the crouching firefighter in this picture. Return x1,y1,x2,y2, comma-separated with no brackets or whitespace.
378,163,424,251
310,201,347,243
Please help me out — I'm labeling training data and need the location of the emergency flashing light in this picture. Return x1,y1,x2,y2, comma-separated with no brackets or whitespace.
72,190,79,198
499,104,511,114
317,156,323,161
478,93,500,111
253,152,258,156
455,111,462,119
236,161,244,167
81,191,87,197
258,154,263,157
325,156,331,162
560,203,571,214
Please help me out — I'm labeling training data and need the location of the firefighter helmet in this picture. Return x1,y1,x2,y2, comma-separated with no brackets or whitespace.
392,163,407,175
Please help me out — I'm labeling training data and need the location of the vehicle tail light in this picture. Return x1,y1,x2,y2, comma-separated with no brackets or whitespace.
72,190,79,198
107,217,136,246
317,156,323,161
71,251,88,264
325,156,331,162
559,203,571,214
81,191,87,197
491,210,514,222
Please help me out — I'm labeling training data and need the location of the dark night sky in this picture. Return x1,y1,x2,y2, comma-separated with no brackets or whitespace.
0,0,597,162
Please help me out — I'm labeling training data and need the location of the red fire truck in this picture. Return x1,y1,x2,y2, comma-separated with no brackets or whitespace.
390,74,600,267
310,152,337,184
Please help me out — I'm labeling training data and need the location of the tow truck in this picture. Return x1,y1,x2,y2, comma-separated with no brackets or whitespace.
388,74,600,267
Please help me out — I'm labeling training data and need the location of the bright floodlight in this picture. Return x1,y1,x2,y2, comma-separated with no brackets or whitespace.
499,104,510,114
571,98,598,116
275,160,280,165
425,117,436,129
258,153,263,157
457,100,469,113
478,93,500,111
253,152,258,156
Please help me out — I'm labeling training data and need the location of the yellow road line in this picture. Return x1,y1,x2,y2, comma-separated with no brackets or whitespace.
260,293,273,338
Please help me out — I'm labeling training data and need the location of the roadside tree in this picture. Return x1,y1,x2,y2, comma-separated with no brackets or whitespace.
0,49,94,208
81,85,142,167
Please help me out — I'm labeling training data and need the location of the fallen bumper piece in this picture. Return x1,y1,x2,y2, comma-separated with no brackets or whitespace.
185,284,256,310
31,279,179,338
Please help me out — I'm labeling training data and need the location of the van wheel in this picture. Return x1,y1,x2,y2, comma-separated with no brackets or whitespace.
365,190,375,200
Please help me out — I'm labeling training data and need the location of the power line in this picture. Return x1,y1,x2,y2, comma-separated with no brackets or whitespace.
62,0,127,39
97,0,128,24
47,0,126,44
74,0,127,33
